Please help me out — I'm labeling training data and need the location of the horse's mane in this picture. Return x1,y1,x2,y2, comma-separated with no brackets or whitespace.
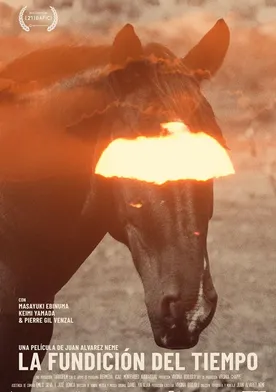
0,42,191,125
0,41,226,148
0,42,176,93
64,58,227,148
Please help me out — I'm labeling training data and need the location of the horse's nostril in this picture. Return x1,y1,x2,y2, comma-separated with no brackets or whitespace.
161,294,182,320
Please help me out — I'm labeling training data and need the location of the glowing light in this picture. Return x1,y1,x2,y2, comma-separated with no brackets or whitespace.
95,122,235,184
129,202,143,208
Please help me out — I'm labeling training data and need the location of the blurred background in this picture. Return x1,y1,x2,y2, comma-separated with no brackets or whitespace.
1,0,275,391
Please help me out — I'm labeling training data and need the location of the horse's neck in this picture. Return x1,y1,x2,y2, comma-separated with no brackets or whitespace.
0,104,98,182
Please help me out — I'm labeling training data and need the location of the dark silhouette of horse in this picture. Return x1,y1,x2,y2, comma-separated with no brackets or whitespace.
0,152,109,390
0,56,112,392
0,19,230,390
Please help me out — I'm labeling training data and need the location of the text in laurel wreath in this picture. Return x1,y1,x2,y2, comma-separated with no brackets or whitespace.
18,6,58,32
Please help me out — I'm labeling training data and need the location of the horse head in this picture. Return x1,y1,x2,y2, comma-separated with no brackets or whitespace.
92,20,231,349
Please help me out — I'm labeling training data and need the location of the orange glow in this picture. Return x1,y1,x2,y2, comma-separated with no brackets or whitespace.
130,202,143,208
95,122,235,184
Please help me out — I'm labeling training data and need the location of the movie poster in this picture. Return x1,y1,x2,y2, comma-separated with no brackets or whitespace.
0,1,275,391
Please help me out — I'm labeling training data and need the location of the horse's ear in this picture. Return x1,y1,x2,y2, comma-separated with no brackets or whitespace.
110,24,143,66
182,19,230,79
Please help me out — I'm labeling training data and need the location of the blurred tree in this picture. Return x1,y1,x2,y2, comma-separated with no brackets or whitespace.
33,0,74,8
33,0,53,7
265,0,276,5
0,2,21,36
175,0,206,5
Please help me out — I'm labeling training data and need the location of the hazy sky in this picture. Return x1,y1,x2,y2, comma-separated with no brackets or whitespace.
2,0,276,43
5,0,276,25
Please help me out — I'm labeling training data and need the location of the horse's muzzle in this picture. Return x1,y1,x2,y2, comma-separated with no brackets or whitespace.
158,327,200,349
151,291,218,350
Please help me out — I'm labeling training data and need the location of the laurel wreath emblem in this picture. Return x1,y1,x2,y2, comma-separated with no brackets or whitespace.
18,6,58,33
47,6,58,32
18,6,30,32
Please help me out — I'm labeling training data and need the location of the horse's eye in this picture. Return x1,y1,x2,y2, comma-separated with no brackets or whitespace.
129,202,143,209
